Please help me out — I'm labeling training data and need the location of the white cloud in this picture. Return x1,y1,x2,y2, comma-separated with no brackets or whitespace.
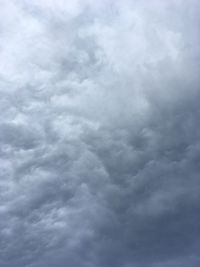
0,0,200,266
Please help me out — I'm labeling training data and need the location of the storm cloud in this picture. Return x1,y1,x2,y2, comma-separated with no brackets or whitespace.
0,0,200,266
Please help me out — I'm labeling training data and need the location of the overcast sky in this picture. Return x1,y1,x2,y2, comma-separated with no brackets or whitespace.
0,0,200,266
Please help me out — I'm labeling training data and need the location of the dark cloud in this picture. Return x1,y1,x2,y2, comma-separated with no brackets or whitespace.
0,0,200,266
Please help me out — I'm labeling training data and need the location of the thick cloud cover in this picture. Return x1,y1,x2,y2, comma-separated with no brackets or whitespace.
0,0,200,266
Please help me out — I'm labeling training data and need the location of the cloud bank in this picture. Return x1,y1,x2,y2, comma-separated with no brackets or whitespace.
0,0,200,266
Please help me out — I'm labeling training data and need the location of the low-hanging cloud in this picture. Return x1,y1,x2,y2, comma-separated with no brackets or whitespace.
0,0,200,266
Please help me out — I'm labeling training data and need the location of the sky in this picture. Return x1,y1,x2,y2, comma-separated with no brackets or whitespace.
0,0,200,266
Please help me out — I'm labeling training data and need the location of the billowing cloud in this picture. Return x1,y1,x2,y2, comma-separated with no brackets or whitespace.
0,0,200,266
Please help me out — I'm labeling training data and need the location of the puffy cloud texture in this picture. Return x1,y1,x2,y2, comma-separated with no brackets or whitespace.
0,0,200,266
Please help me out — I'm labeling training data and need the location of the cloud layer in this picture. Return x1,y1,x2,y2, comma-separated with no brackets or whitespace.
0,0,200,266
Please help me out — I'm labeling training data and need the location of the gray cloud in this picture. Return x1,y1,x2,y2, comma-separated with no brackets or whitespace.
0,0,200,266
